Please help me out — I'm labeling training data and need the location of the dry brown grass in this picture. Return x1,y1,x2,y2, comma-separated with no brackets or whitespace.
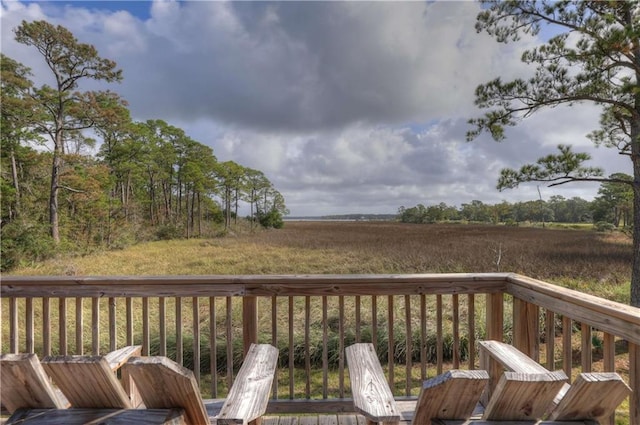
252,222,632,301
10,221,632,302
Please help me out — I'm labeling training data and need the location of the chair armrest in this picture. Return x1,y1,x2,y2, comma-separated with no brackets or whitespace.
346,343,401,425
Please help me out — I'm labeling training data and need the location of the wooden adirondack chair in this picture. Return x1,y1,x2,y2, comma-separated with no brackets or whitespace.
547,372,632,423
1,346,148,424
40,345,143,410
123,343,279,425
479,340,631,423
2,343,278,425
346,343,489,425
347,342,631,425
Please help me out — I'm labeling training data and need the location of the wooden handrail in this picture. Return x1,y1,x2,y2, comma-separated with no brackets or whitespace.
0,273,509,297
506,274,640,345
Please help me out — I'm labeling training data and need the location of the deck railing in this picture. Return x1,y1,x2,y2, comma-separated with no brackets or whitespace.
1,273,639,423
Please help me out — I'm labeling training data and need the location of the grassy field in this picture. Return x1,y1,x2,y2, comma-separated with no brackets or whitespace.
10,221,633,303
3,221,634,421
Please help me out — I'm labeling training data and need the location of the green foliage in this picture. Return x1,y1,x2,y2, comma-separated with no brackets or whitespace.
399,196,596,226
397,203,459,224
1,222,55,271
148,325,471,373
155,224,184,241
259,209,285,229
497,145,604,190
594,221,616,233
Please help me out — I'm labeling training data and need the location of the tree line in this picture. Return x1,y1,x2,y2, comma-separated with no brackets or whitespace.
1,20,288,271
399,176,633,228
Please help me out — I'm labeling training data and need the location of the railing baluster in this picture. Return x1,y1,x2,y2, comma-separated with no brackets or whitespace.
452,294,459,369
193,297,200,383
387,295,394,389
545,309,555,370
322,296,328,399
305,296,311,399
581,323,592,373
60,297,68,355
26,298,33,353
339,296,345,398
468,294,475,370
404,294,412,396
159,297,166,356
226,296,233,392
176,297,183,365
142,297,149,356
420,294,427,379
355,295,361,342
562,316,572,383
603,332,615,425
91,297,99,355
629,342,639,425
271,295,278,399
9,298,17,354
109,297,116,352
603,332,615,372
0,299,2,352
371,295,378,350
210,296,217,398
76,297,83,355
126,297,133,346
288,296,294,399
436,294,443,375
43,297,51,355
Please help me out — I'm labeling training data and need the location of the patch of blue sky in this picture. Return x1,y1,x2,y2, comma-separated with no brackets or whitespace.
20,0,155,20
405,120,440,135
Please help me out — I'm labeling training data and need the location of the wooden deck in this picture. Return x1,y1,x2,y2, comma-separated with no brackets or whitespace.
262,415,381,424
204,400,419,425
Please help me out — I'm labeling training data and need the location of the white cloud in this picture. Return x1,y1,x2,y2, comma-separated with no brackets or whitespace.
1,0,632,216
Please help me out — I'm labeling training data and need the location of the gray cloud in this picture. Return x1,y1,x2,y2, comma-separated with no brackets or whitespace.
1,0,631,216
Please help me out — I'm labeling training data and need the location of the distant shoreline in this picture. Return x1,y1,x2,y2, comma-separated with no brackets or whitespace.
285,214,397,222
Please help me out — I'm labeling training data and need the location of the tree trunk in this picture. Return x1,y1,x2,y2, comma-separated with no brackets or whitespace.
190,188,196,237
632,119,640,307
250,189,255,231
10,148,20,219
234,188,239,225
197,192,202,237
49,131,63,244
632,179,640,308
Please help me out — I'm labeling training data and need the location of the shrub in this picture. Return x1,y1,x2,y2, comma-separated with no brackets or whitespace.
259,210,284,229
155,224,183,240
1,222,56,271
594,221,615,232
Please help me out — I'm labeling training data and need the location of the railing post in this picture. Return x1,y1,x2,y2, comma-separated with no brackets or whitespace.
486,293,504,342
631,342,639,425
243,296,258,356
512,298,539,361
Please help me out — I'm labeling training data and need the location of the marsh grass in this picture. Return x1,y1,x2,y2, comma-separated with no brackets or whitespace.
10,222,632,299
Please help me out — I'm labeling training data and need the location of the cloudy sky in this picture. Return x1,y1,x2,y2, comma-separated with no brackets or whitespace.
1,0,631,216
